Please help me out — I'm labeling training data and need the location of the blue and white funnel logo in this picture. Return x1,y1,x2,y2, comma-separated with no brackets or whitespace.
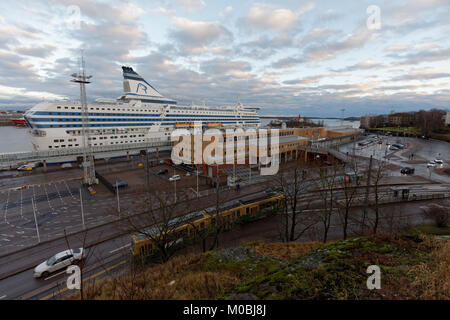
136,83,148,94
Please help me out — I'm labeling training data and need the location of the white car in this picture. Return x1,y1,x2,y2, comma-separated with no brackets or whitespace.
433,159,443,164
169,174,180,181
33,248,84,278
427,162,436,168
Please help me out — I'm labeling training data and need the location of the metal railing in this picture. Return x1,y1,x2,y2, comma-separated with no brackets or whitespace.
0,141,172,162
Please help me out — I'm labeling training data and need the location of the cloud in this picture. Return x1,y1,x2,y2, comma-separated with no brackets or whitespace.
15,44,57,58
304,28,372,61
200,58,251,76
0,84,67,101
169,17,232,55
271,56,306,69
332,60,385,72
219,6,233,18
388,45,450,65
176,0,205,10
152,7,176,17
240,2,314,31
299,28,336,45
390,69,450,81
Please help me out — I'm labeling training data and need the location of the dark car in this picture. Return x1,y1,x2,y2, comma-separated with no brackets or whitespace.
400,167,415,175
112,181,128,188
157,169,168,175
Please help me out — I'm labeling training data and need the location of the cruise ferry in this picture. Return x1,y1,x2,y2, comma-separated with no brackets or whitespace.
23,66,260,159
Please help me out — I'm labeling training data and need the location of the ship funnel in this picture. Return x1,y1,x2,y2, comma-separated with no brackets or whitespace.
122,66,163,98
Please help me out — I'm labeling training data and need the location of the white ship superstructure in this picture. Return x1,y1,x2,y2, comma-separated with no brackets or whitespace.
23,67,260,153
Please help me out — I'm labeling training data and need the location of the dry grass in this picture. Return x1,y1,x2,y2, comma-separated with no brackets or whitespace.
409,237,450,299
247,241,322,261
69,253,240,300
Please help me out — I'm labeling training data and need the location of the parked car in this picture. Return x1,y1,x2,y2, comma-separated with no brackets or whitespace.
433,159,443,164
61,163,72,169
17,165,33,171
157,169,168,175
169,174,180,181
389,146,399,150
112,181,128,188
400,167,415,174
427,162,436,168
33,248,84,278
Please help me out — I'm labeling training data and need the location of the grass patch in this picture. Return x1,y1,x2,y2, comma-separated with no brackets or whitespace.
66,234,449,300
404,224,450,237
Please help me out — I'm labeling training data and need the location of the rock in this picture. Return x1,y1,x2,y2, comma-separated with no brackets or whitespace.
215,247,258,263
226,293,259,300
294,251,328,270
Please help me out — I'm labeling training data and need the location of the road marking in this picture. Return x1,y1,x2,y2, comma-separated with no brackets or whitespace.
109,243,130,254
40,259,127,300
44,269,67,281
0,295,6,300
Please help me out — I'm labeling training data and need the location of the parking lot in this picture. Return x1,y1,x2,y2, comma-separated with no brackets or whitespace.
0,178,142,255
339,135,450,183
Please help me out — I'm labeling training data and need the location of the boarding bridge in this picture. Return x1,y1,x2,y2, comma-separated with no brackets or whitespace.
0,140,172,163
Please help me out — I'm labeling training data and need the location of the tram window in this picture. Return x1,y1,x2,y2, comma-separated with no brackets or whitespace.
246,207,249,214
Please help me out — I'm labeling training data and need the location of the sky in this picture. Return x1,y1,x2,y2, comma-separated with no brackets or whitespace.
0,0,449,117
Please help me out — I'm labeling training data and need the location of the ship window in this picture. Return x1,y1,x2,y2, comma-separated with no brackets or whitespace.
61,145,66,147
57,106,61,109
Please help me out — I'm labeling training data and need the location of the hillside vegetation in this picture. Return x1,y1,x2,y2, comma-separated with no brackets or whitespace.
71,235,449,300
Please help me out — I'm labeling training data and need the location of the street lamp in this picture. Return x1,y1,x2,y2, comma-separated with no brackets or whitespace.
196,165,199,198
115,180,120,214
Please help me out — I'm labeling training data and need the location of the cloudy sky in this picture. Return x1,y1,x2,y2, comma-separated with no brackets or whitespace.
0,0,449,117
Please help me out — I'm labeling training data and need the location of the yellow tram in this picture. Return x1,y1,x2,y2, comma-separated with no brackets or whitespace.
130,192,284,258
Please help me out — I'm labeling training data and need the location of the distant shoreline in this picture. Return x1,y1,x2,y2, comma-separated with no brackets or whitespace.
259,115,360,121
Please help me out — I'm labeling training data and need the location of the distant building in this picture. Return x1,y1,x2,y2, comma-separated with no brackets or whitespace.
360,114,388,129
445,111,450,126
360,115,372,129
387,112,416,127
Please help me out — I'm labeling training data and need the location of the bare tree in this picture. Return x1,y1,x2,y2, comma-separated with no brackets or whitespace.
315,162,341,243
336,162,361,239
123,186,194,263
368,158,387,234
273,159,317,242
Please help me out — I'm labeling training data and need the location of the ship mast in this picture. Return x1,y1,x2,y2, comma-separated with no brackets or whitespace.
71,55,96,185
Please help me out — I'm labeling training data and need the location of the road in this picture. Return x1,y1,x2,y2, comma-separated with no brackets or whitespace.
0,231,131,300
339,136,450,183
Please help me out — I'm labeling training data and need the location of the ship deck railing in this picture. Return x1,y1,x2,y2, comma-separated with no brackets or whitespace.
0,140,172,162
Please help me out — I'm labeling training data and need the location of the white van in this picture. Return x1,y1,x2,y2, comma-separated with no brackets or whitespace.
169,174,180,181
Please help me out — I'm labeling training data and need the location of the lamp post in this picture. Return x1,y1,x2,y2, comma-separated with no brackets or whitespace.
116,180,120,214
79,188,85,229
196,166,199,198
31,198,40,243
